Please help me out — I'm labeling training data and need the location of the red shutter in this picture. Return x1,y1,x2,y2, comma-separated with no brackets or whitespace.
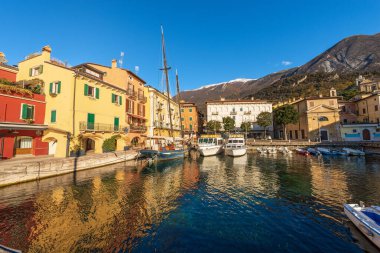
126,99,129,112
143,105,145,117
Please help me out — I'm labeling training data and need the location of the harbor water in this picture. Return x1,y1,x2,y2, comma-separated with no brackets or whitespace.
1,153,380,252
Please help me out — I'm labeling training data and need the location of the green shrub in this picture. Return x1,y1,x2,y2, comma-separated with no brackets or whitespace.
102,135,120,153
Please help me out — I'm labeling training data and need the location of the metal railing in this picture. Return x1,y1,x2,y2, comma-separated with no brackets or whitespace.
138,95,147,103
79,121,126,132
127,89,137,98
230,111,237,115
244,111,251,115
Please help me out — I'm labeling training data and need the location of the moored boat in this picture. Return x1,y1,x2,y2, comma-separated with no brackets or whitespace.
266,147,277,154
344,203,380,249
343,148,366,156
307,147,321,156
197,134,224,156
295,148,309,156
278,146,292,154
224,134,247,157
257,147,267,154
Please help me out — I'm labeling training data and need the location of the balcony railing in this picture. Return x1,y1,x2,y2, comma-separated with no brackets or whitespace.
130,125,147,133
79,121,127,132
230,111,237,115
138,94,147,103
127,89,137,98
244,111,251,115
211,112,218,115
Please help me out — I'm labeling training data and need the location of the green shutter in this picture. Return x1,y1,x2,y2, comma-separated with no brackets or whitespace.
87,113,95,130
29,106,34,119
84,84,88,96
114,117,119,131
112,93,115,103
119,96,122,105
51,110,56,123
39,65,43,74
57,81,61,94
49,83,53,94
95,88,99,99
29,68,32,77
190,124,193,130
21,104,28,119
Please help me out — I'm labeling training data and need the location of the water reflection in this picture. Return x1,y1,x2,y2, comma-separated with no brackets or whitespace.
0,155,379,252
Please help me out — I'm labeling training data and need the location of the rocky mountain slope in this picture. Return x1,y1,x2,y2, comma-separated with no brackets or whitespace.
178,33,380,113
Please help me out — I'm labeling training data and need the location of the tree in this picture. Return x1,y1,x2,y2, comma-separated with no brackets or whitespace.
222,117,235,132
240,122,252,132
206,120,222,133
256,111,272,138
273,105,299,140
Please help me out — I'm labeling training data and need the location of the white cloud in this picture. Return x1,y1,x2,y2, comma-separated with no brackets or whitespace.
281,60,292,66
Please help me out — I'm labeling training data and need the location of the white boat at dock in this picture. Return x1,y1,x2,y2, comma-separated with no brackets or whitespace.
197,134,224,156
344,203,380,249
266,147,277,154
342,148,366,156
278,147,292,154
256,147,267,154
224,134,247,157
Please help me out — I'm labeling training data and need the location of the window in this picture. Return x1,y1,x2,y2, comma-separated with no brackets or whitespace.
342,106,346,112
353,129,357,133
126,99,134,114
189,108,192,112
112,93,122,105
21,104,34,120
181,125,184,130
190,124,193,130
29,65,43,77
189,117,193,121
375,105,379,111
289,130,293,139
295,130,298,139
181,118,184,121
84,84,99,99
49,81,61,95
240,108,243,111
301,130,305,139
15,137,33,149
181,108,184,112
343,119,347,124
309,101,314,107
51,110,56,123
363,108,366,114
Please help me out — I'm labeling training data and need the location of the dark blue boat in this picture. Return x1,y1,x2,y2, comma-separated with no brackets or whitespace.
139,148,185,161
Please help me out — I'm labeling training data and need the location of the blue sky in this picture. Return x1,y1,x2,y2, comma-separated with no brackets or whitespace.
2,0,380,92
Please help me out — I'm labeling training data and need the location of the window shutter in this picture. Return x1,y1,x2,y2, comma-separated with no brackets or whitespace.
58,81,61,94
143,105,145,117
84,84,88,96
119,96,122,105
126,99,129,112
39,65,43,74
112,93,115,103
95,88,99,99
49,83,53,94
29,68,32,77
30,106,34,119
21,104,28,119
51,110,56,123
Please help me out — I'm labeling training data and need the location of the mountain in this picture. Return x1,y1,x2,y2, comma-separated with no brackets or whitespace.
178,33,380,113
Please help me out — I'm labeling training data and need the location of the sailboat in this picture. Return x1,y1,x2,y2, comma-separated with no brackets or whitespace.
139,26,186,162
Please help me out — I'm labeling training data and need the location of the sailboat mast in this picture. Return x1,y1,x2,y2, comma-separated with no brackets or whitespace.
175,69,184,138
161,26,174,139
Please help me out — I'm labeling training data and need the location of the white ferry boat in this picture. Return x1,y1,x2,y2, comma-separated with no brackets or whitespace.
224,134,247,157
197,134,224,156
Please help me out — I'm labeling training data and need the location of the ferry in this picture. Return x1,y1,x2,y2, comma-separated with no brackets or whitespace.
224,134,247,157
197,134,224,156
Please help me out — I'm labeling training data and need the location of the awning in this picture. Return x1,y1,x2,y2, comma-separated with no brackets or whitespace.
0,122,48,131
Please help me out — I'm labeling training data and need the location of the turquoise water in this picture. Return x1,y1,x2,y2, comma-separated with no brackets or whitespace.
0,154,380,252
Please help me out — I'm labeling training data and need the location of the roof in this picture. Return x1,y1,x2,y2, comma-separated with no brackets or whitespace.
306,104,340,113
206,99,270,104
0,63,18,73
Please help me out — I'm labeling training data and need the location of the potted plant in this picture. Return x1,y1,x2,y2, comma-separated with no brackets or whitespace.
70,144,84,157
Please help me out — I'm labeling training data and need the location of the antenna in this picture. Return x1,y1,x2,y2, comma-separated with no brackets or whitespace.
119,51,124,68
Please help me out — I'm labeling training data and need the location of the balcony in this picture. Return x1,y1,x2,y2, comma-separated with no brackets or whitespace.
127,89,137,98
138,94,147,103
130,125,147,133
230,111,237,115
244,111,251,115
79,121,127,132
211,112,218,115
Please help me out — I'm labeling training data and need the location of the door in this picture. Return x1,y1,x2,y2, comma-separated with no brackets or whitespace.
114,117,120,131
362,129,371,140
320,130,328,141
48,140,57,155
87,113,95,130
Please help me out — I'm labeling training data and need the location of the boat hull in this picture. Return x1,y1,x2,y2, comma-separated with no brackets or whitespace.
139,149,185,161
225,147,247,157
342,148,365,156
344,204,380,249
198,146,223,157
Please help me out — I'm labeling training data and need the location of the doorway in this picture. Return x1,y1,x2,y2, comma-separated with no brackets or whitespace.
48,140,57,155
85,138,95,153
362,129,371,140
320,130,328,141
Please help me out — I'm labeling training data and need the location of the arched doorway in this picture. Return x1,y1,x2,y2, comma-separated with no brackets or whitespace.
85,138,95,153
362,129,371,140
131,137,139,147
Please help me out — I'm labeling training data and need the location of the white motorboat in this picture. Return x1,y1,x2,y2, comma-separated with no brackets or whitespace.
278,147,292,154
342,148,366,156
225,134,247,157
257,147,267,154
267,147,277,154
344,203,380,249
197,135,224,156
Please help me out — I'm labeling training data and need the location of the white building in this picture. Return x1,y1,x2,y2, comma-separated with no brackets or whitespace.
206,98,273,134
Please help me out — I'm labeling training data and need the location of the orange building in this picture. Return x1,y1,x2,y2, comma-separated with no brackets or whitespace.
180,102,199,138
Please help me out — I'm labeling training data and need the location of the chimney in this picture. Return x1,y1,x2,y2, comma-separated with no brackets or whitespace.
112,59,117,68
41,45,52,60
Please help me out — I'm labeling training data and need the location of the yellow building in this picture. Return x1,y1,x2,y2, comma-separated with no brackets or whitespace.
146,86,181,138
281,89,341,141
180,101,199,138
17,46,129,157
83,61,148,145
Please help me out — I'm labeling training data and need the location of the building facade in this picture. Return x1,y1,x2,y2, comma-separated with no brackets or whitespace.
206,98,273,134
180,102,199,138
0,82,48,159
17,46,129,157
0,52,18,82
146,86,181,138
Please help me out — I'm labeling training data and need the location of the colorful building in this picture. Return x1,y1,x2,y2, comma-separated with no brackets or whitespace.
180,101,199,138
340,123,380,141
146,86,181,138
17,46,129,157
0,81,48,159
0,52,18,82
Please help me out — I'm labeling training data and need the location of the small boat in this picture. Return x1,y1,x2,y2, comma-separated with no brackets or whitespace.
332,149,348,156
295,148,309,156
278,147,292,154
197,134,224,156
224,134,247,157
343,148,366,156
0,244,22,253
317,147,348,156
266,147,277,154
344,203,380,249
307,147,321,156
141,136,186,163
